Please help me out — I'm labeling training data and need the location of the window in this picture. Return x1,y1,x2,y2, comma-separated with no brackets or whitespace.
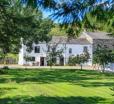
47,46,50,52
69,48,72,54
35,46,40,53
83,46,88,52
31,57,35,61
104,45,107,48
97,44,101,48
52,47,56,52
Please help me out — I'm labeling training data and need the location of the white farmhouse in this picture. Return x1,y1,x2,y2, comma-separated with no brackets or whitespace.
18,31,114,68
18,34,93,66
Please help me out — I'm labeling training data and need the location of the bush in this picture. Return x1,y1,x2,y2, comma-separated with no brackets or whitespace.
2,66,9,69
0,66,9,74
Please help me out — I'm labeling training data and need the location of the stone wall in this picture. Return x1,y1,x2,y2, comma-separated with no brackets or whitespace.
93,39,114,51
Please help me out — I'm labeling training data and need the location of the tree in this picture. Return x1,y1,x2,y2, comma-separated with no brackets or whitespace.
0,0,53,65
68,52,90,70
46,43,64,68
79,53,90,70
68,55,77,66
93,46,114,72
21,0,56,9
83,7,114,34
22,0,114,37
49,24,66,36
0,0,21,64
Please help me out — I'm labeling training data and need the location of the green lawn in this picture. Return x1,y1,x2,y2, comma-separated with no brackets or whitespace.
0,69,114,104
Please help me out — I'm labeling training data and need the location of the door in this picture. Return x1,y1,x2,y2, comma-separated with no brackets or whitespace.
40,57,45,66
60,57,64,66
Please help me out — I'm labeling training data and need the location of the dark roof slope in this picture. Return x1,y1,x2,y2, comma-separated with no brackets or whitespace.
86,32,114,39
67,38,91,44
49,36,91,45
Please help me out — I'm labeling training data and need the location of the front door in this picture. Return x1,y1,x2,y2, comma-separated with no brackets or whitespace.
40,57,45,66
60,57,64,66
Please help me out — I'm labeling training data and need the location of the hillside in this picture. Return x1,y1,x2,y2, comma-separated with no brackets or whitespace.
49,25,66,36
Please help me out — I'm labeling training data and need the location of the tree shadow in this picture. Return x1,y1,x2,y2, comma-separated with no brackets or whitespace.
0,69,114,87
0,87,16,97
75,81,114,87
0,70,97,83
0,95,106,104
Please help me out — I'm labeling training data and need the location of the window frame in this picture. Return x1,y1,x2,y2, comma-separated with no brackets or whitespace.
69,48,72,54
31,57,35,61
34,46,40,53
83,46,88,52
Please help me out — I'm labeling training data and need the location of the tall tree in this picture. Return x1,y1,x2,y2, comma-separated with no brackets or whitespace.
93,46,114,72
46,42,64,68
84,6,114,34
22,0,114,36
0,0,53,63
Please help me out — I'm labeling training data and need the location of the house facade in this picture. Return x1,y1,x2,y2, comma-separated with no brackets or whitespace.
18,31,114,67
18,35,93,66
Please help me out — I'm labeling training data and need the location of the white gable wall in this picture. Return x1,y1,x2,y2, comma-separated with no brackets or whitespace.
18,44,26,65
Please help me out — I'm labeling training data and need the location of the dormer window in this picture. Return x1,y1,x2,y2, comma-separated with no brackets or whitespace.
35,46,40,53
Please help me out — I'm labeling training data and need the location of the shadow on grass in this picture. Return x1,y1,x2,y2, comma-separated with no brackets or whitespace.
0,87,16,97
0,69,114,87
0,96,106,104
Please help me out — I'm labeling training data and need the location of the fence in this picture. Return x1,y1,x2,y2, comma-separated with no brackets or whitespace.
0,57,18,64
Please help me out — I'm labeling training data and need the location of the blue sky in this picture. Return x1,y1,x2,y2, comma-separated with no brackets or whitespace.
42,10,51,18
22,0,114,23
42,10,59,23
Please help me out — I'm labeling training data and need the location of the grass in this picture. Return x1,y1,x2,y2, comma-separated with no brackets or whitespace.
0,69,114,104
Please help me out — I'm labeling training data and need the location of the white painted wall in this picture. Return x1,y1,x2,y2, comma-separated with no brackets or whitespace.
110,63,114,71
18,43,93,66
65,44,93,65
105,63,114,72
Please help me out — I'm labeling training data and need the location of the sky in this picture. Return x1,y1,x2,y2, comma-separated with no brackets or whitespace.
42,10,51,18
21,0,114,23
42,10,59,23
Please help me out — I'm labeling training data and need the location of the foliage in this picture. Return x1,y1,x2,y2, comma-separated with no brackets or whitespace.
22,0,56,9
46,43,64,67
24,55,32,62
84,7,114,34
68,52,90,69
0,0,53,59
22,0,114,37
93,46,114,72
68,55,77,66
49,24,66,36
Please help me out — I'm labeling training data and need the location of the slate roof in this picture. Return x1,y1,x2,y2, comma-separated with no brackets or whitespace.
49,36,67,44
49,36,91,45
86,31,114,39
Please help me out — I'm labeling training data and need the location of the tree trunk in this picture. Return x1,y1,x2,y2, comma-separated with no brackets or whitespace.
3,54,6,66
102,63,105,73
80,64,83,70
50,65,52,69
2,53,9,69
